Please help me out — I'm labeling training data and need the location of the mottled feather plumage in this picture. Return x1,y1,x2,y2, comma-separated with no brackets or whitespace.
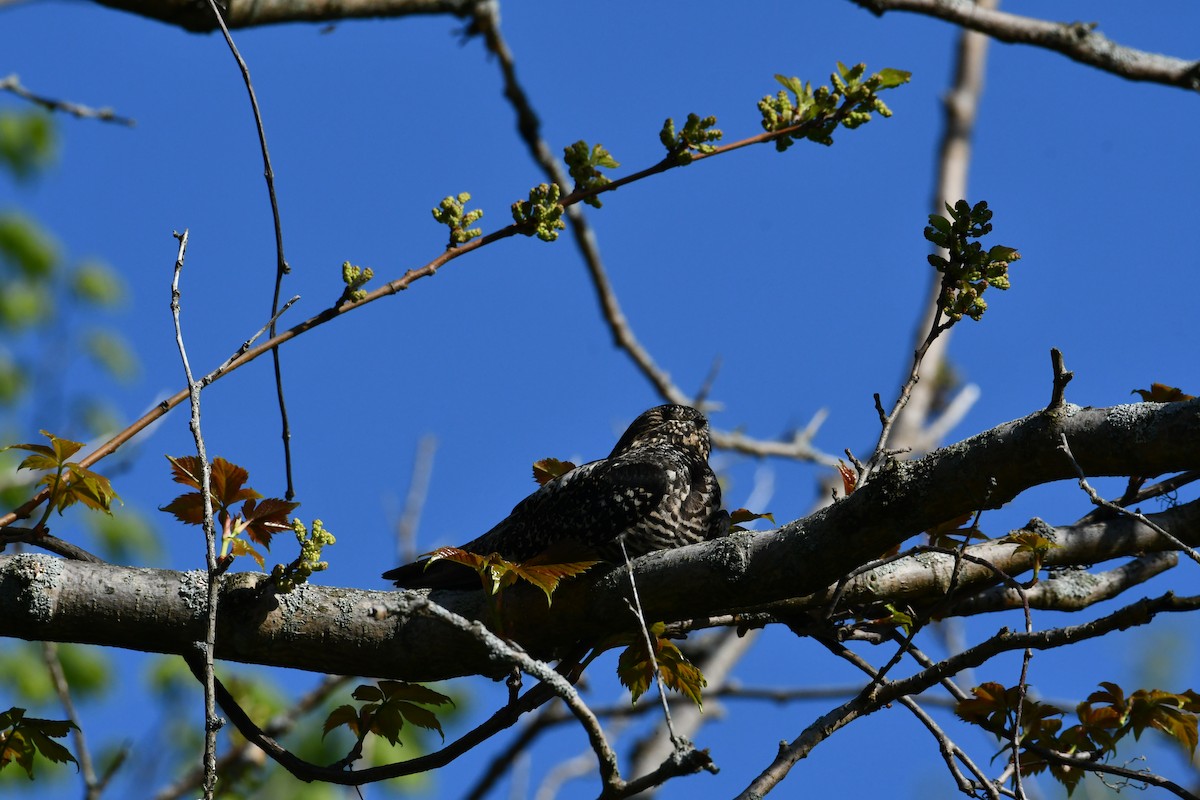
383,404,728,590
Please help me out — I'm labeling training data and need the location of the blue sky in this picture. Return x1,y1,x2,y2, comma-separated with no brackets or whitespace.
2,2,1199,797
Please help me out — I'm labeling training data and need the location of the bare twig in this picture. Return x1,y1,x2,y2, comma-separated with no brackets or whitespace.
1059,433,1200,566
205,0,296,501
822,638,1002,800
152,674,352,800
0,73,136,125
1074,468,1200,526
42,642,106,799
850,0,1200,92
169,229,222,800
0,527,105,562
619,539,680,745
0,73,873,530
470,5,687,406
472,4,839,466
737,591,1200,799
413,597,622,790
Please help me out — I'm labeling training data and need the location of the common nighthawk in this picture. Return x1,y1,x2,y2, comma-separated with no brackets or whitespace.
383,404,728,590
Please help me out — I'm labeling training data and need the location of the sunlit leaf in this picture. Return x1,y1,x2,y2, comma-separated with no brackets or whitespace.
532,457,576,486
836,460,857,496
617,624,707,709
504,559,599,604
240,497,299,548
229,538,265,570
209,457,260,507
1133,382,1194,403
728,507,775,532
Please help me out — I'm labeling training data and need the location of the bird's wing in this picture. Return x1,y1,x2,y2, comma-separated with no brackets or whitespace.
383,457,671,589
483,456,671,558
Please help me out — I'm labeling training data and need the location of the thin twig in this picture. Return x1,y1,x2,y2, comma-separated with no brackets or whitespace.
1074,468,1200,526
737,591,1200,799
619,538,680,745
169,229,223,800
0,72,988,528
1059,434,1200,566
0,527,106,562
0,73,136,125
42,642,104,799
152,674,352,800
472,5,840,465
199,295,300,387
822,638,1002,800
414,597,624,790
205,0,296,501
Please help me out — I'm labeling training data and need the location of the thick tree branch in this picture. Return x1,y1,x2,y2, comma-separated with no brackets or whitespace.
852,0,1200,92
2,400,1198,683
90,0,476,32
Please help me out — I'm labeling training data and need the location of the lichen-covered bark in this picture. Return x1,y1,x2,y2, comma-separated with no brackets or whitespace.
2,400,1198,681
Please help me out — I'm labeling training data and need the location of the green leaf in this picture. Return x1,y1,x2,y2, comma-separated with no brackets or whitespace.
322,704,358,739
229,538,265,570
875,68,912,89
504,559,599,605
69,260,125,307
397,702,445,741
0,111,57,180
0,211,58,277
83,328,138,382
25,726,78,769
0,709,79,778
774,74,805,96
351,684,384,703
377,681,454,708
616,625,707,709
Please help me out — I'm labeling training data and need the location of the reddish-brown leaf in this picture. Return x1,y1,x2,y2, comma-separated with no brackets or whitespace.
836,460,858,495
1133,382,1195,403
240,497,299,548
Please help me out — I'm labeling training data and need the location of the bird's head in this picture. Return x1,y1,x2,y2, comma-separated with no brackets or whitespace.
608,404,711,459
